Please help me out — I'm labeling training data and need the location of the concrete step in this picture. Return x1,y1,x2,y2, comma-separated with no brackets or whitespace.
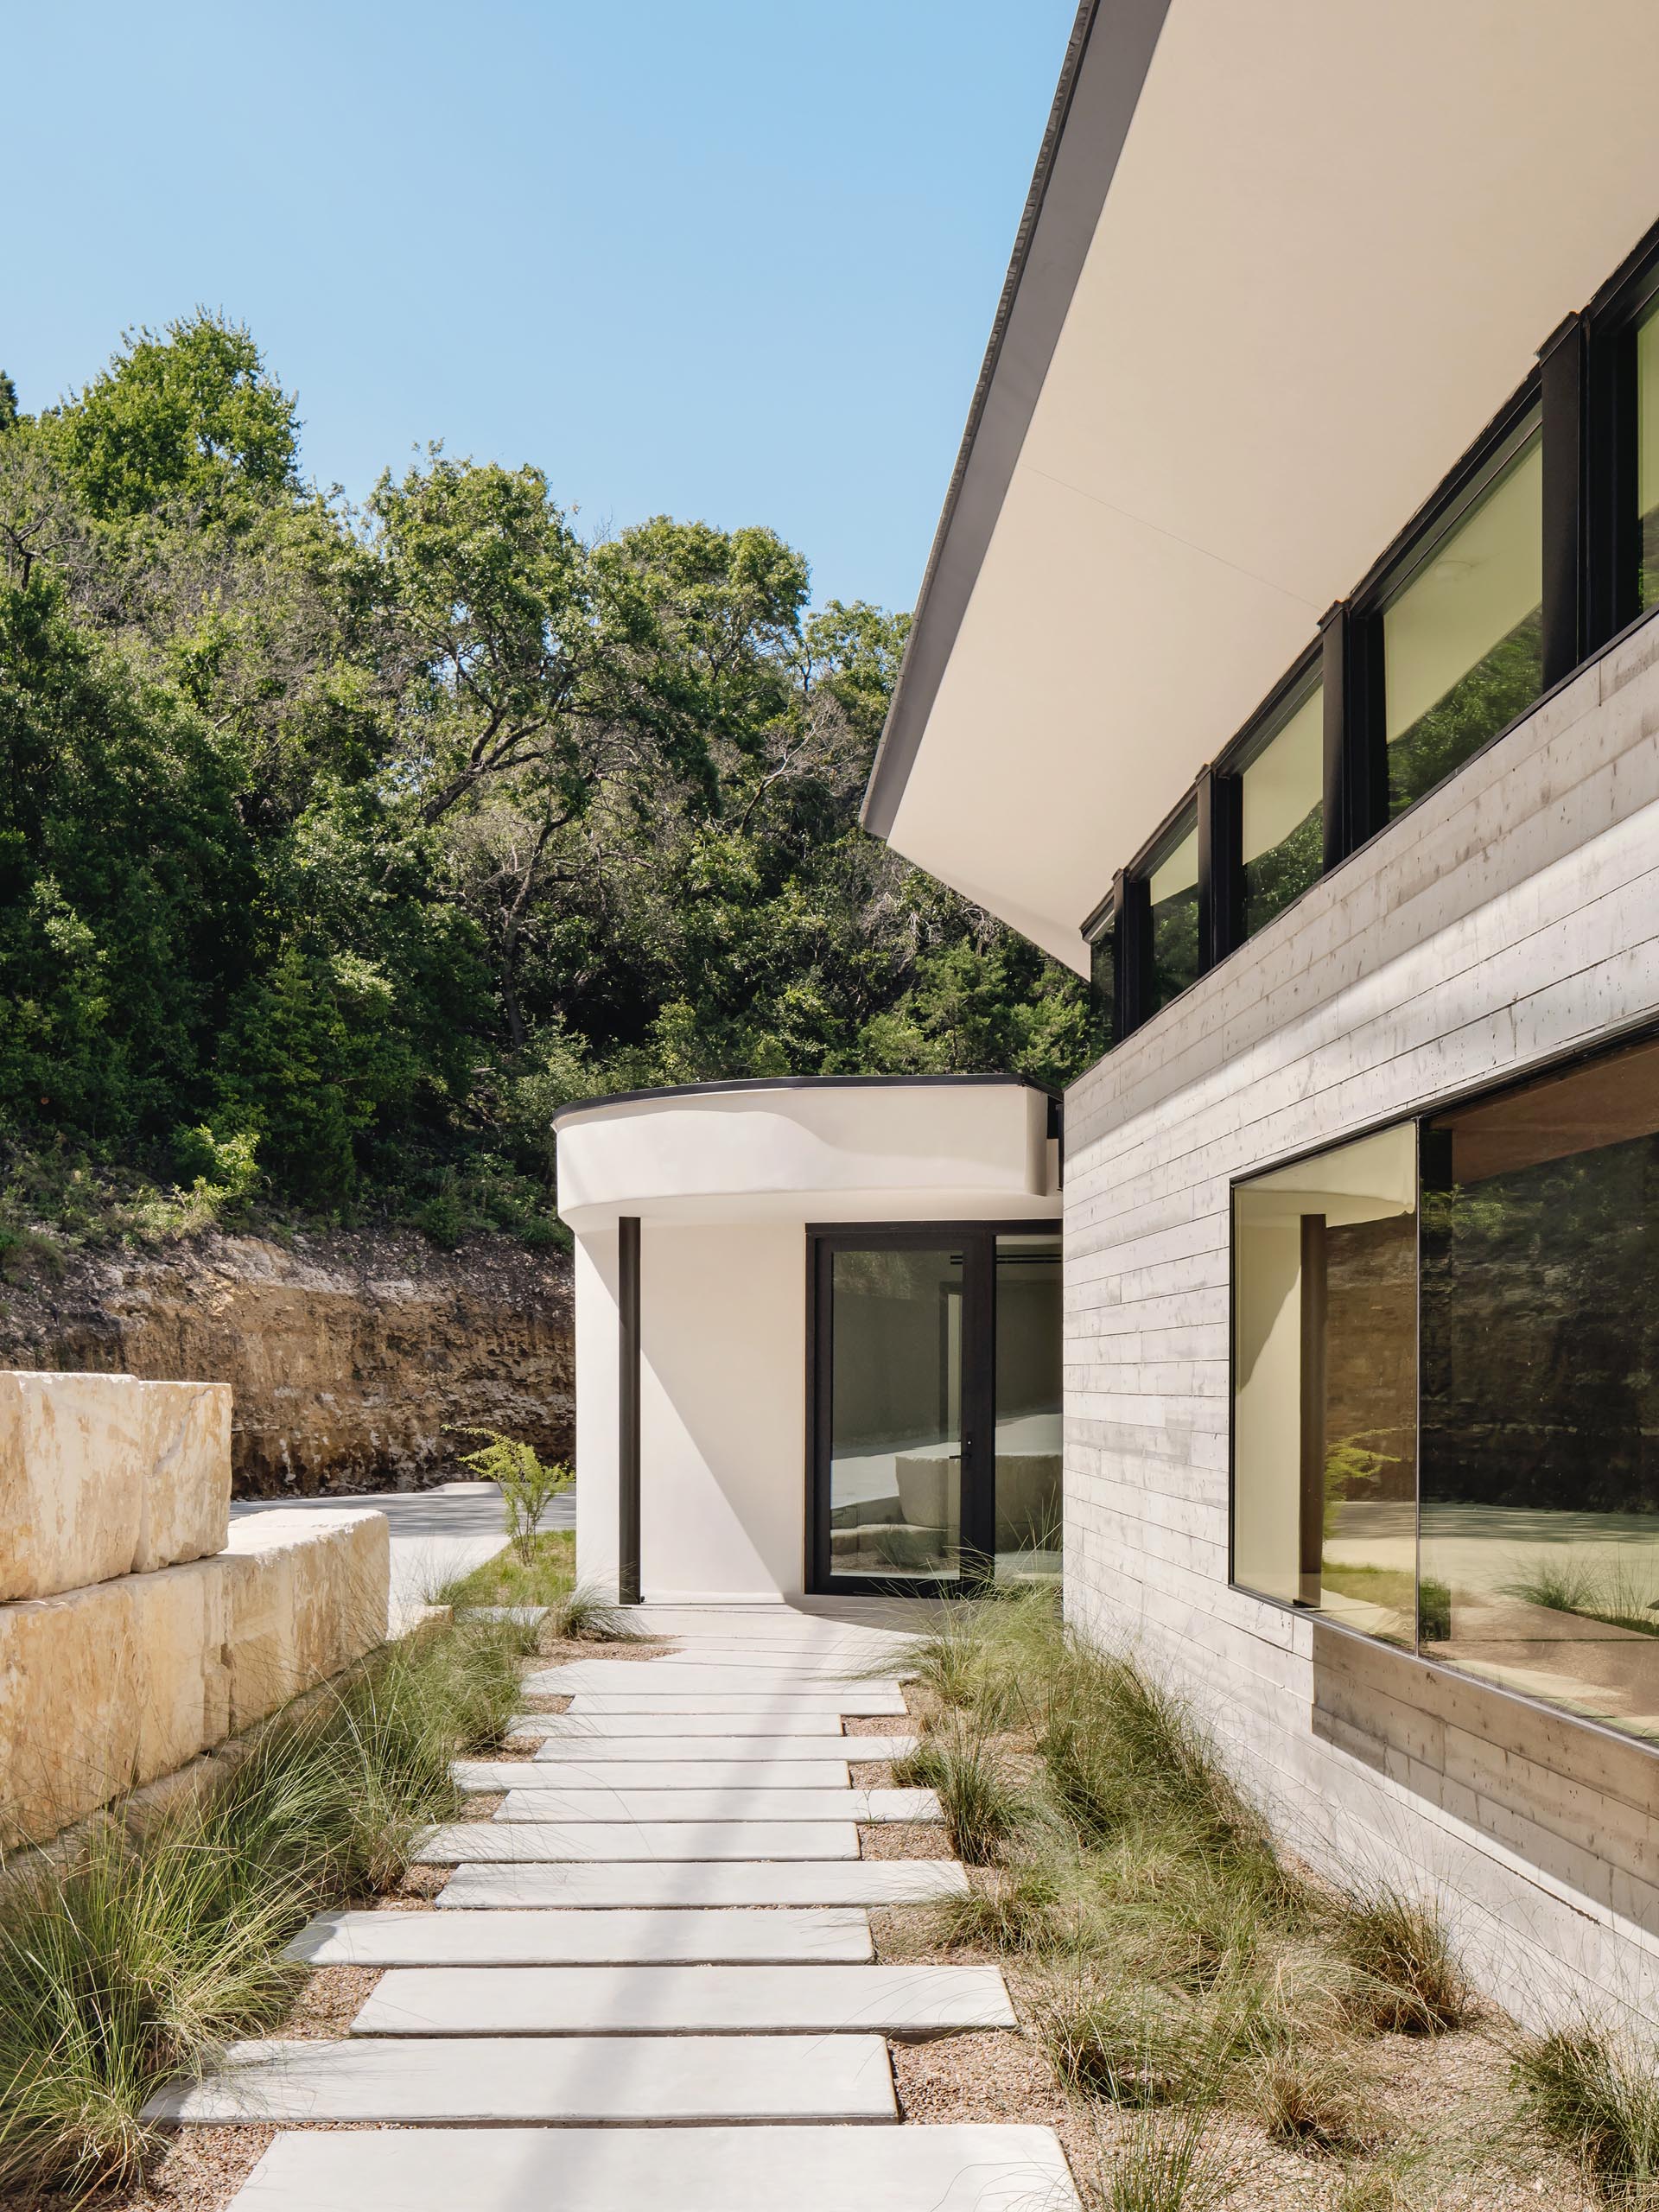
433,1859,970,1909
351,1961,1016,2039
531,1666,905,1692
510,1712,861,1738
414,1820,861,1863
222,2124,1081,2210
286,1907,874,1966
455,1758,854,1792
555,1693,910,1717
511,1728,918,1763
142,2032,896,2125
492,1787,941,1825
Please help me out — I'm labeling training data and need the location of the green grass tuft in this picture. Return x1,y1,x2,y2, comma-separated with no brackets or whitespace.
0,1611,526,2197
1335,1886,1470,2036
1516,2022,1659,2196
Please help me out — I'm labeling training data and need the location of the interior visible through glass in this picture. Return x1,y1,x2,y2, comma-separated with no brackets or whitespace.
1089,921,1116,1050
1420,1037,1659,1739
1231,1126,1419,1644
1147,811,1200,1014
1241,682,1324,939
995,1235,1062,1582
1637,302,1659,612
827,1244,962,1580
1384,426,1544,817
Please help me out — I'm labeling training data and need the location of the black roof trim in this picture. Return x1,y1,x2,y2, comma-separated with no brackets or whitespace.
861,0,1173,842
552,1072,1061,1131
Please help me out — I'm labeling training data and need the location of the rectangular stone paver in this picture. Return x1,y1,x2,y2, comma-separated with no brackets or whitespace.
513,1712,860,1738
224,2123,1081,2210
414,1820,861,1863
492,1787,938,1824
518,1732,918,1763
454,1758,853,1792
433,1859,970,1908
533,1669,905,1694
286,1907,874,1966
557,1693,909,1716
142,2032,896,2125
353,1962,1016,2039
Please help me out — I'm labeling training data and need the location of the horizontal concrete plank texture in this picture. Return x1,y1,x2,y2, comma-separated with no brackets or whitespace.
413,1820,861,1863
224,2123,1081,2210
352,1963,1016,2039
454,1758,854,1791
491,1787,940,1824
518,1732,918,1763
433,1860,971,1909
286,1907,875,1967
143,2033,898,2125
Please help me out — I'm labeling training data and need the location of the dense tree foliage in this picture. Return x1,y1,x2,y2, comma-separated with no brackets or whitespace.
0,315,1096,1242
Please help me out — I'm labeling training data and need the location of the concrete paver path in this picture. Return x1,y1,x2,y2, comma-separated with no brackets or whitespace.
160,1598,1078,2210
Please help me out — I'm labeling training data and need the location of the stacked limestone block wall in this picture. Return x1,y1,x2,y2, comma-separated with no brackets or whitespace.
1064,616,1659,2027
0,1370,390,1849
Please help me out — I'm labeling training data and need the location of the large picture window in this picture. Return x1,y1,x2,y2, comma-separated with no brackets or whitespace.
1145,808,1199,1015
1239,678,1324,940
1231,1031,1659,1743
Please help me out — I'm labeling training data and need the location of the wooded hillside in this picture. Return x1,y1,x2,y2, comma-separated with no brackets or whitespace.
0,315,1096,1250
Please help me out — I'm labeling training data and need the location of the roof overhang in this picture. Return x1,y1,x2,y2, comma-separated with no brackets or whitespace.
864,0,1659,973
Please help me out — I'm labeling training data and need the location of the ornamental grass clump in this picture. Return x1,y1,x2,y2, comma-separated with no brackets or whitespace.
1335,1885,1470,2036
897,1713,1039,1865
0,1611,525,2197
1516,2021,1659,2199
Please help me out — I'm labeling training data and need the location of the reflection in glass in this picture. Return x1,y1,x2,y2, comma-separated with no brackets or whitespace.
1232,1126,1418,1644
1637,303,1659,613
1147,811,1200,1015
995,1235,1063,1583
1384,426,1543,817
828,1246,962,1581
1420,1036,1659,1740
1241,682,1324,939
1089,921,1116,1052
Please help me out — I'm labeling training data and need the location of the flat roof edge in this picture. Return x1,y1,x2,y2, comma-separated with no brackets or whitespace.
861,0,1172,843
552,1072,1061,1131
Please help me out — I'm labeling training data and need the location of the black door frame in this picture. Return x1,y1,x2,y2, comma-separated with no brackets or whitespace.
805,1218,1059,1598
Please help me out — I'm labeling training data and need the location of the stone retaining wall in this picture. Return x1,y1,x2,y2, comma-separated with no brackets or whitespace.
0,1371,390,1850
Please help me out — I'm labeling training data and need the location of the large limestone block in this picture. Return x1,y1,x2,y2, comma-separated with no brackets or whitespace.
0,1557,229,1847
0,1370,232,1602
219,1509,390,1728
0,1508,389,1849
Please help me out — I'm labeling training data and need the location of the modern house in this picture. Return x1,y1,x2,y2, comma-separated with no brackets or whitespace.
557,1077,1061,1603
861,3,1659,2022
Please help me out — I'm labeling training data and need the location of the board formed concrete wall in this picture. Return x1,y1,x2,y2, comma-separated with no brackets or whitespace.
1064,613,1659,2027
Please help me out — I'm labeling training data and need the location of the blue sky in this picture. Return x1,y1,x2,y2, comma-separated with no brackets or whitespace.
4,1,1076,612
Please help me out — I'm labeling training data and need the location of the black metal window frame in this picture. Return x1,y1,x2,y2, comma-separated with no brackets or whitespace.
804,1217,1060,1599
1222,1009,1659,1756
1085,213,1659,1052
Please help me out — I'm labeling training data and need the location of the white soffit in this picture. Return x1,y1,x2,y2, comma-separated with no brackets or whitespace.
880,0,1659,974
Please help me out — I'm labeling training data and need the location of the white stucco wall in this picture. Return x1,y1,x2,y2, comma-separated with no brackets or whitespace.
1064,613,1659,2029
562,1078,1059,1605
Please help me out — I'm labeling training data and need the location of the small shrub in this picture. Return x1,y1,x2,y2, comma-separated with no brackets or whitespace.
415,1186,466,1248
452,1427,574,1566
1336,1887,1469,2035
1516,2022,1659,2196
1254,2049,1385,2158
930,1858,1069,1955
1095,2103,1233,2212
909,1718,1035,1864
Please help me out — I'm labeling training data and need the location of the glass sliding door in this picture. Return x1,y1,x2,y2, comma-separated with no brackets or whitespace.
823,1243,965,1585
994,1234,1063,1582
810,1222,1063,1593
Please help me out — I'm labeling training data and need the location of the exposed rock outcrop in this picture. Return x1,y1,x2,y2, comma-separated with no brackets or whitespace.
0,1227,573,1497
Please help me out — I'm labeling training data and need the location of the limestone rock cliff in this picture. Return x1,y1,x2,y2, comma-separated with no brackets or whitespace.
0,1227,573,1497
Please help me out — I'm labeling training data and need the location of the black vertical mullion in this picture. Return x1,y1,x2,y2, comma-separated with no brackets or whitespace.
960,1229,997,1585
1197,764,1242,970
1539,313,1589,689
1586,304,1639,648
1114,868,1151,1040
1320,601,1385,868
617,1215,641,1605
